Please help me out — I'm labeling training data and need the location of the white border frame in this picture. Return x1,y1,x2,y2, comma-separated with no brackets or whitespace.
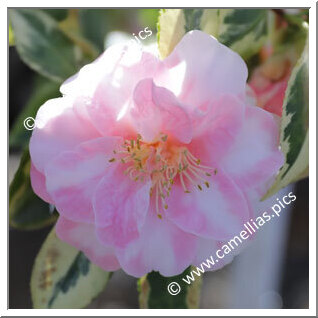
2,0,316,316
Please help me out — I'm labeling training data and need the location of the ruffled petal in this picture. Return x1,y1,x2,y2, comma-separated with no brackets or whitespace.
220,106,284,189
165,168,249,241
93,164,152,248
86,45,162,137
160,30,248,108
30,96,101,173
131,78,192,143
45,136,122,223
115,210,198,277
188,95,246,168
56,216,120,271
60,45,128,98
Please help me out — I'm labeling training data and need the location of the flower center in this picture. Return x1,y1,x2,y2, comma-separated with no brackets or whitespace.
109,134,216,219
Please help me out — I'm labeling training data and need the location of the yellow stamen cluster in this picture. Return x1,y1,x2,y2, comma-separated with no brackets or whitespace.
109,134,215,219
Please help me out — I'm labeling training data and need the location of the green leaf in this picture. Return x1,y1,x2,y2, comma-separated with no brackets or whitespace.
138,9,159,31
9,149,58,230
79,9,149,52
31,227,111,308
138,266,202,309
41,9,68,22
184,9,204,32
10,76,60,150
9,9,77,82
59,9,99,61
79,9,111,52
263,26,308,199
157,9,269,59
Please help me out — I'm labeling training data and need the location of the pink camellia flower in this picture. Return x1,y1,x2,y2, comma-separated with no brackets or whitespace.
30,31,284,277
248,52,291,117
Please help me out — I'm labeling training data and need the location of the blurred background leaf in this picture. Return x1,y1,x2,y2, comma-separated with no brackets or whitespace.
10,75,60,150
215,9,269,59
31,227,111,308
79,9,158,53
9,8,160,82
9,149,58,230
270,10,308,62
138,9,159,30
9,9,77,82
59,9,99,61
78,9,113,52
184,9,204,32
41,9,68,22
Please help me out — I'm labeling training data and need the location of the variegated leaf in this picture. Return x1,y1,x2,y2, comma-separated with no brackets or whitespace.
31,227,111,308
263,29,309,199
138,267,202,309
157,9,269,59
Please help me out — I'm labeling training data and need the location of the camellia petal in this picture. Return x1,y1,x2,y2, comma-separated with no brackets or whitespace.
30,163,53,204
220,106,284,190
29,96,101,174
56,216,120,271
87,47,162,137
44,136,122,223
166,168,250,240
131,78,192,143
188,94,246,165
115,210,198,277
94,164,152,248
160,30,248,108
192,238,235,271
